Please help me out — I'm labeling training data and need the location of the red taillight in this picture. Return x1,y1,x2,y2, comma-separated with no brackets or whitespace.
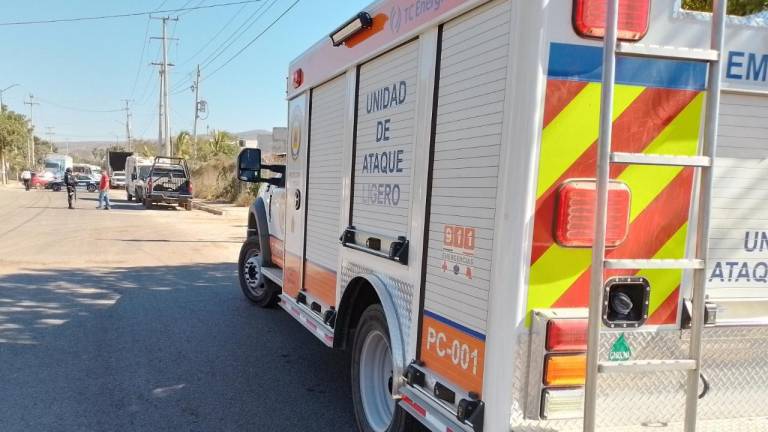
187,181,193,194
554,180,631,248
147,179,153,191
573,0,650,41
546,319,588,352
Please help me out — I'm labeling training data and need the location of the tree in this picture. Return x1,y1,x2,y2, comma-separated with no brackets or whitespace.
174,131,193,159
683,0,768,15
0,109,31,184
207,130,236,158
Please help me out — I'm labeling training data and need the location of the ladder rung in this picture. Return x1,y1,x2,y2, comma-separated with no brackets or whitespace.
604,259,705,270
599,359,697,374
616,42,719,62
610,152,712,168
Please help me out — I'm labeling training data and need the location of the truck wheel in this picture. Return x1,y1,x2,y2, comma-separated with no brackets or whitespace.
143,198,152,209
352,304,412,432
87,184,96,193
184,201,192,211
238,238,279,307
52,184,61,192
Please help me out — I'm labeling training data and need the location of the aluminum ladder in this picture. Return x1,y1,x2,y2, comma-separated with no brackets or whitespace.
582,1,728,431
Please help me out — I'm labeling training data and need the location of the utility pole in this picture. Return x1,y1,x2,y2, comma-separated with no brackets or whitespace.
46,127,56,154
192,65,201,159
151,16,178,157
24,94,39,167
121,99,133,151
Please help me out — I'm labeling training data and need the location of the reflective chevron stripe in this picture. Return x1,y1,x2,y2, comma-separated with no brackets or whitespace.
526,43,707,326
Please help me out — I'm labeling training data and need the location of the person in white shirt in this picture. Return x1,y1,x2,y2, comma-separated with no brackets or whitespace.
20,169,32,191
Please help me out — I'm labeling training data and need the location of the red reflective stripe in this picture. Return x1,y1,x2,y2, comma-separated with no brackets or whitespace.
531,88,699,264
553,168,693,308
647,287,680,325
542,80,589,128
402,395,426,417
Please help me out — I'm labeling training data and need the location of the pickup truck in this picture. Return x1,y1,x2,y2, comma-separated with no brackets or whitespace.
136,157,193,211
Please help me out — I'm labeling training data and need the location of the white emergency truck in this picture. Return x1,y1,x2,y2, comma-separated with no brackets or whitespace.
236,1,768,431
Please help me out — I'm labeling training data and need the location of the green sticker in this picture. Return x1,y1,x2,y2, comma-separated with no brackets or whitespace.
609,333,632,362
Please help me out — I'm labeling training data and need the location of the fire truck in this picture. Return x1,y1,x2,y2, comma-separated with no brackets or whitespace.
236,0,768,430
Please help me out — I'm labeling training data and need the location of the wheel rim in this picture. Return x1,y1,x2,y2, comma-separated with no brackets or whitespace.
359,329,395,432
243,254,266,297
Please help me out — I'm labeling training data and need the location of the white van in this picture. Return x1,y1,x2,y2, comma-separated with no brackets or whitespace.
124,155,153,201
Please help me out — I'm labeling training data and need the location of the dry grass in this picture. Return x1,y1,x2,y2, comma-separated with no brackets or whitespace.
190,157,257,206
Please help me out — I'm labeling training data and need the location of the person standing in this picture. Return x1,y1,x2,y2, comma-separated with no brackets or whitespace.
97,170,111,210
20,169,31,191
64,168,76,209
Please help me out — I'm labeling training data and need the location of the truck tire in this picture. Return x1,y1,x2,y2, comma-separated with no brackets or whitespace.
352,304,413,432
184,201,192,211
238,238,279,307
87,184,96,193
143,198,152,209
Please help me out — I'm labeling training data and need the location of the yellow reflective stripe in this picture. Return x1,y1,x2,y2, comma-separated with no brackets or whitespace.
527,94,703,317
527,246,591,316
536,84,644,198
637,223,688,316
619,93,704,220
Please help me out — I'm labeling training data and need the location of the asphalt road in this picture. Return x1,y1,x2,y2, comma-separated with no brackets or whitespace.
0,185,356,432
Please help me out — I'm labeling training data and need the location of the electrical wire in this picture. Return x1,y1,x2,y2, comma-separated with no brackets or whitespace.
169,0,273,92
0,0,262,26
129,0,168,101
202,0,300,82
174,0,251,67
170,0,277,93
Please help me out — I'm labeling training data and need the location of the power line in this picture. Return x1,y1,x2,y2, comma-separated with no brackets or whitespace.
0,0,262,26
170,0,275,93
175,0,252,67
130,1,169,101
203,0,300,82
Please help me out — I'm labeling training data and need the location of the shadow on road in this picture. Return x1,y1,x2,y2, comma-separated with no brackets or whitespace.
0,263,354,431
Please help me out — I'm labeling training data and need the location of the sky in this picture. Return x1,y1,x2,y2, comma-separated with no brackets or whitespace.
0,0,370,144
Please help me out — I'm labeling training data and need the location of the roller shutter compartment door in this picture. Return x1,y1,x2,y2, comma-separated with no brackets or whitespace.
707,92,768,299
304,75,347,306
352,40,419,238
419,0,511,396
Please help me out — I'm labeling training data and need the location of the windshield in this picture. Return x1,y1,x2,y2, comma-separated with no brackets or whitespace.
138,166,152,178
44,162,60,170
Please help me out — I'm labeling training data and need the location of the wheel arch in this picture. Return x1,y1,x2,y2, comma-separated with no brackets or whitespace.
334,274,407,390
248,197,272,265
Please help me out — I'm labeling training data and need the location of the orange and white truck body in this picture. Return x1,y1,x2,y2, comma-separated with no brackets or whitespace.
246,0,768,430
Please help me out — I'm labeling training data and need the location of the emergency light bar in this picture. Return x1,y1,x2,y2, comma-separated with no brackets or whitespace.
330,12,373,47
573,0,650,41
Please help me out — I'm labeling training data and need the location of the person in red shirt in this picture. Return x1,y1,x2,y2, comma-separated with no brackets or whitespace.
97,169,111,210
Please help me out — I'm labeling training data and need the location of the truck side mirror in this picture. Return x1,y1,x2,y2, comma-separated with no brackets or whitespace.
238,148,262,183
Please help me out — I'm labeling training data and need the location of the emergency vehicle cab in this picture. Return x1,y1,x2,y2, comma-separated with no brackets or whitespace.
236,0,768,431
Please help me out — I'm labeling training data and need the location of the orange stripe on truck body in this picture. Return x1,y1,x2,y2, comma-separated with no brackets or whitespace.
303,260,337,306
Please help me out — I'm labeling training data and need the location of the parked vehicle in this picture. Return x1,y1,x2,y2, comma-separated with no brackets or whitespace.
50,173,97,193
124,156,153,201
107,150,132,176
43,154,73,182
110,171,126,189
235,1,768,431
136,157,192,210
30,172,49,189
